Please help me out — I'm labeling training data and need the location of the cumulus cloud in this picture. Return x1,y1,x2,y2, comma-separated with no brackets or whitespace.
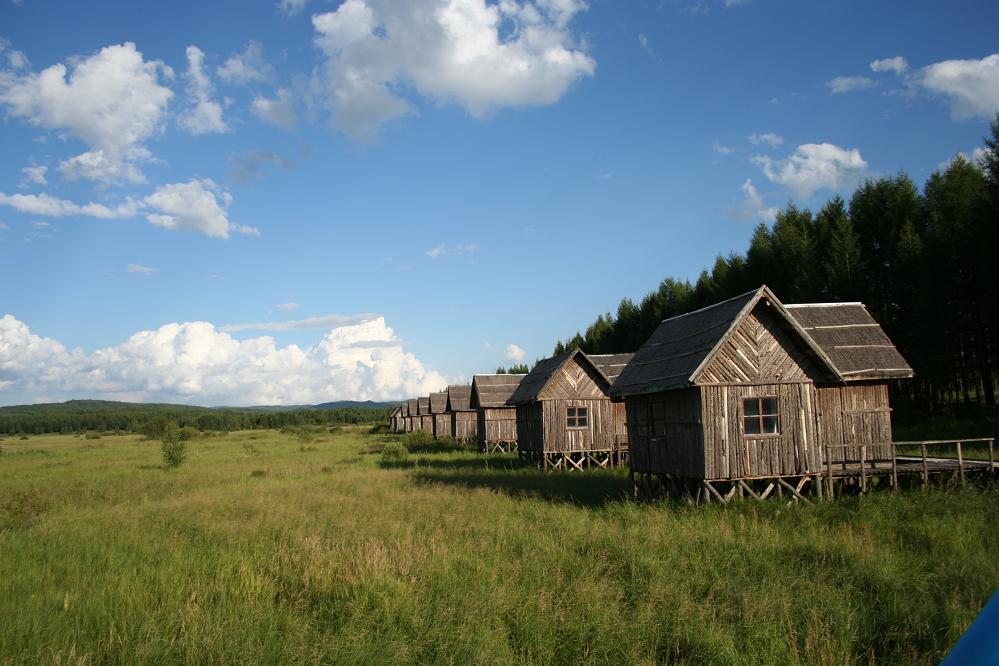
19,165,47,187
217,41,274,85
0,42,173,184
277,0,310,15
753,143,868,199
712,140,734,155
127,263,157,275
251,88,297,129
310,0,595,140
732,179,778,223
747,132,782,148
220,313,377,333
426,242,478,258
145,178,256,238
227,151,291,182
0,38,30,70
0,314,446,405
920,53,999,120
0,191,137,218
827,75,876,94
504,343,526,363
870,56,908,75
179,45,227,135
275,302,300,312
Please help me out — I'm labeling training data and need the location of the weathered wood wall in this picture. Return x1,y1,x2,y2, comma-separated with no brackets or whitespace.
452,411,478,441
817,382,893,463
625,388,704,477
433,413,452,438
477,407,518,447
419,415,434,432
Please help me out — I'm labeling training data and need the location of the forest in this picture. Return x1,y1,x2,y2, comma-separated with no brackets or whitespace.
556,115,999,419
0,400,390,435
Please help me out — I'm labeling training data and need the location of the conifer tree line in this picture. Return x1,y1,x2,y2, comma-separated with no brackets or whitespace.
555,115,999,417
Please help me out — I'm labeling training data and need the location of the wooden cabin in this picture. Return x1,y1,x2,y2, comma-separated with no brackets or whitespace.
510,350,633,470
446,385,478,442
405,399,419,432
429,391,451,438
389,405,404,431
609,285,913,502
417,396,433,432
470,374,527,453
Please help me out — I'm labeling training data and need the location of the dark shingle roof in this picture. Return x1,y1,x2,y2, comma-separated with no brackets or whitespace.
509,350,636,404
429,391,449,413
406,399,418,416
417,396,430,415
589,353,635,384
470,374,527,408
785,303,913,380
446,385,472,411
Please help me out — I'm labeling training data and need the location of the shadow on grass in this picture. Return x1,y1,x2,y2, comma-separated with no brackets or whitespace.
411,467,633,507
379,456,517,471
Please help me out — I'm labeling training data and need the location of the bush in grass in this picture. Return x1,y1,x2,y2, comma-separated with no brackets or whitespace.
380,442,409,464
140,416,174,441
19,435,29,441
159,424,187,468
84,432,101,440
178,426,201,441
403,431,435,448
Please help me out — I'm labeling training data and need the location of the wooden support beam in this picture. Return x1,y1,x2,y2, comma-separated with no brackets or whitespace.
957,441,965,486
777,476,813,505
704,480,727,504
738,479,761,500
921,443,929,490
760,482,775,500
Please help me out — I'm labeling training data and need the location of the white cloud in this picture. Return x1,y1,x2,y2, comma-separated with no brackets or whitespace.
310,0,595,140
0,191,137,219
712,140,734,155
747,132,782,148
0,314,447,405
827,75,876,94
144,179,255,238
19,165,47,187
753,143,868,199
127,263,157,275
638,34,656,58
504,343,526,363
276,302,300,312
732,178,777,223
0,39,30,70
227,151,291,182
920,54,999,121
277,0,309,15
251,88,297,129
426,242,478,258
31,220,49,228
220,313,377,333
0,42,173,184
179,45,227,135
870,56,908,75
217,41,273,85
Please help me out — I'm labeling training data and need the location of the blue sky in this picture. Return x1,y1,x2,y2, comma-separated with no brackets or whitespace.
0,0,997,406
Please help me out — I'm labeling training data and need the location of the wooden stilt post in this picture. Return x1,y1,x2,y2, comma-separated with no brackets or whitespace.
957,441,965,486
921,443,929,489
891,443,898,492
859,445,867,494
826,447,834,499
989,438,996,481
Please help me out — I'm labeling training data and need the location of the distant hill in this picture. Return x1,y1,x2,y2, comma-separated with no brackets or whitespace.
0,398,401,413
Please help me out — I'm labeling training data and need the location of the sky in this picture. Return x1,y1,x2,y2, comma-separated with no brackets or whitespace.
0,0,997,406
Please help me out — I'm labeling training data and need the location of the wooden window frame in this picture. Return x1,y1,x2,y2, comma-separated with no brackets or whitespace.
567,406,589,429
742,396,780,438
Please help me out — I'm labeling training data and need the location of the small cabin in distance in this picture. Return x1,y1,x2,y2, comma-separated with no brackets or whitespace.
429,391,451,438
609,285,913,503
405,399,419,432
511,350,633,470
389,405,404,431
417,396,433,432
446,385,477,442
470,374,527,453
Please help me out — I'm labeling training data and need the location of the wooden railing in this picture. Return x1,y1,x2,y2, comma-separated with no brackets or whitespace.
822,438,995,497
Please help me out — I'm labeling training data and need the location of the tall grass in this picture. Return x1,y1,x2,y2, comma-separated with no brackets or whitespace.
0,428,996,664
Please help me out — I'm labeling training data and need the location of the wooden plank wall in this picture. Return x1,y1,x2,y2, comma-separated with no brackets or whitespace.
625,388,704,477
477,407,518,447
540,399,620,453
420,415,434,432
700,383,820,480
817,382,893,463
516,402,544,454
433,413,452,438
452,411,478,441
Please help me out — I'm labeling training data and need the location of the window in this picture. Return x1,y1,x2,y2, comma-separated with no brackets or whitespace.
567,406,588,428
743,397,779,435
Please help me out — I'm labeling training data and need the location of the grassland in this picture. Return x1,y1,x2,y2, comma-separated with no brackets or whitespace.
1,427,997,664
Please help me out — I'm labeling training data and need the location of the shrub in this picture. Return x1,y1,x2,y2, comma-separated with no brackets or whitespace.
403,431,435,448
19,435,29,441
160,425,187,468
84,432,102,440
380,442,409,464
250,469,267,477
1,489,50,529
140,416,174,441
178,426,200,441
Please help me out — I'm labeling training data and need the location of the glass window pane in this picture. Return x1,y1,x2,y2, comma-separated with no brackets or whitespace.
567,416,575,427
744,417,761,434
578,407,588,418
578,418,588,427
762,397,778,416
763,416,779,433
743,398,760,416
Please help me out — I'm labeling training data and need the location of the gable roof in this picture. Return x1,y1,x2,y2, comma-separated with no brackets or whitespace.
446,385,472,411
417,396,431,415
509,350,636,404
470,374,528,408
785,303,913,380
429,391,449,413
389,405,403,417
406,399,418,416
609,286,839,397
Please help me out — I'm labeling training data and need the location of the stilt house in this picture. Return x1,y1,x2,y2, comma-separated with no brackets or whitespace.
510,350,633,470
429,391,451,438
405,399,419,432
470,374,527,453
417,396,433,432
446,385,478,442
609,286,912,500
389,405,404,431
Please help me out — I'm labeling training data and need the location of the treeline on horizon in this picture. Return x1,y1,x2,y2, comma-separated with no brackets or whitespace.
0,400,391,435
555,115,999,417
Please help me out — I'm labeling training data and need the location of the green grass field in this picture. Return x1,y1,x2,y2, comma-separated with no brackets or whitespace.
1,427,997,664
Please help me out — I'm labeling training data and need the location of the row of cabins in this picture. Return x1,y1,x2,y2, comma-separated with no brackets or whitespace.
387,286,991,501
